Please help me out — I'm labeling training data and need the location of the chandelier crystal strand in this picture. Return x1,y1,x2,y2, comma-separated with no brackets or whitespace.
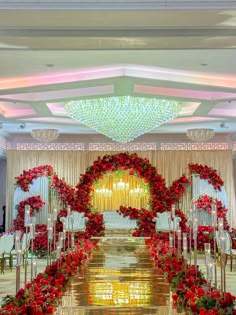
186,129,215,142
31,129,59,143
65,96,181,143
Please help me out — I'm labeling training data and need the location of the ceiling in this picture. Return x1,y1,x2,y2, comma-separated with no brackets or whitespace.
1,5,236,142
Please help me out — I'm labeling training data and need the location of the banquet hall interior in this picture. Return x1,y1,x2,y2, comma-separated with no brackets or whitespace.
1,1,236,314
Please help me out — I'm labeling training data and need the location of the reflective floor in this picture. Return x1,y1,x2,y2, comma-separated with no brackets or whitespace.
59,237,173,315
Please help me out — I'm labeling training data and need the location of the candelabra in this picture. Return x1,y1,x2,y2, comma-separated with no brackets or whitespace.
193,210,198,276
56,233,64,270
204,243,213,289
211,203,218,287
15,230,22,294
29,216,36,282
218,218,226,295
171,205,176,248
24,205,31,289
53,208,58,258
47,215,53,266
188,207,193,265
177,222,181,256
71,211,75,250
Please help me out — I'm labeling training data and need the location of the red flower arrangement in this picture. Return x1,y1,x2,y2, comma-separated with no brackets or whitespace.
33,224,48,257
147,236,236,315
188,163,224,191
50,174,75,206
15,165,53,192
119,206,155,237
168,175,191,203
84,212,105,238
14,196,45,232
194,194,229,230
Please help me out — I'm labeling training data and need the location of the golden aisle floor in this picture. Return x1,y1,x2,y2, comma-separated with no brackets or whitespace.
0,237,236,314
59,237,172,315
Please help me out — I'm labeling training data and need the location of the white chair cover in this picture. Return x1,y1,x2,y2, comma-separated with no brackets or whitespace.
153,212,181,231
60,212,88,231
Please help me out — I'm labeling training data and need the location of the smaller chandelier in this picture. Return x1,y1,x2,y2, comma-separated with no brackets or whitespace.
95,188,112,198
31,129,59,143
186,129,215,142
113,180,129,191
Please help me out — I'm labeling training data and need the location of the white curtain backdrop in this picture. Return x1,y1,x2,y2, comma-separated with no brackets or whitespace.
6,150,236,229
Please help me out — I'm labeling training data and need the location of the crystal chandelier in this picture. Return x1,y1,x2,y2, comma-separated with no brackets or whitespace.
31,129,59,143
186,129,215,142
65,96,181,143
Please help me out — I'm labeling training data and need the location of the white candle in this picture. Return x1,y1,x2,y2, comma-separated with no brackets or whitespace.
24,205,31,227
53,208,58,221
211,204,217,227
17,249,21,265
56,243,61,259
204,243,211,265
67,205,71,217
169,234,174,248
15,230,21,251
207,262,213,281
183,233,187,252
47,217,52,230
30,216,36,239
218,218,224,233
171,205,175,218
48,227,53,240
33,258,37,278
221,235,226,253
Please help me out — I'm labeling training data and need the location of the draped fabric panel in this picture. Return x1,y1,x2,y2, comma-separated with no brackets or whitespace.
6,150,236,229
92,172,150,211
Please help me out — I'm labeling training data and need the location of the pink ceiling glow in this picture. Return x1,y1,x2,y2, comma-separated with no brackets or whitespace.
134,84,236,100
170,116,221,124
208,102,236,117
23,117,78,124
2,85,114,102
1,65,236,91
0,101,36,118
0,66,122,90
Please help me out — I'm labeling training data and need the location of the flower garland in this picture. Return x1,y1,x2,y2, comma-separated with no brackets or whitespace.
188,163,224,191
50,174,75,206
13,196,45,231
15,165,53,192
0,239,97,315
147,236,236,315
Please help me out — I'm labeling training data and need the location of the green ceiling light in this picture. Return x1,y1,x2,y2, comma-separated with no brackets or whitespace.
65,96,181,143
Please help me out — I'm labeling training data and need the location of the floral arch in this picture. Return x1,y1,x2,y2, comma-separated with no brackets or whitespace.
71,152,190,236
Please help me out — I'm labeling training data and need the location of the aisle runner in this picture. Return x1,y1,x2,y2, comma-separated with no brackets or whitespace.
60,237,174,315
